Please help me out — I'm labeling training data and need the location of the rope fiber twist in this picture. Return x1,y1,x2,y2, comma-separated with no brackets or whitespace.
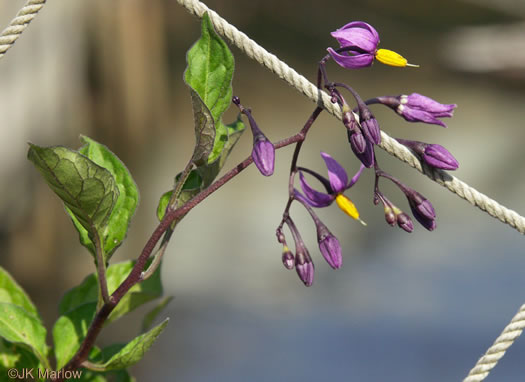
176,1,525,381
0,0,46,59
463,304,525,381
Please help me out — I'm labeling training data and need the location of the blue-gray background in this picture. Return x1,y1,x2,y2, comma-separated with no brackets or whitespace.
1,0,524,381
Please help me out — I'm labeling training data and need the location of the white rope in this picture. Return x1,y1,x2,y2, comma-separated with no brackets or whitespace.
463,304,525,381
176,0,525,235
0,0,46,59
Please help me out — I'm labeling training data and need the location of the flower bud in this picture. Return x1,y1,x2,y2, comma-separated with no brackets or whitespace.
349,131,366,154
404,190,436,231
410,205,437,231
396,93,457,128
397,139,459,171
406,190,435,221
252,136,275,176
395,210,414,233
295,246,314,287
384,205,396,226
276,229,286,244
423,144,459,170
316,222,343,269
349,131,374,168
359,107,381,145
361,117,381,145
281,245,295,270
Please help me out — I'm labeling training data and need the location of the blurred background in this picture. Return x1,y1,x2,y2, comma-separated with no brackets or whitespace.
1,0,525,381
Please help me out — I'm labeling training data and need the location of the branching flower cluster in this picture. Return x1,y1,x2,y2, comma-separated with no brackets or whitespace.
249,21,460,287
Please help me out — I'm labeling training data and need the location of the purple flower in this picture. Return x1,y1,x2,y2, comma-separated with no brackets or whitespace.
397,93,457,128
252,137,275,176
296,152,364,207
327,21,416,69
327,22,379,69
397,139,459,170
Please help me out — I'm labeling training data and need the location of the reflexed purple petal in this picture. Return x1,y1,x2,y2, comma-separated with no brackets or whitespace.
252,139,275,176
423,144,459,170
319,235,342,269
347,163,365,188
331,21,379,53
320,152,348,192
298,173,333,207
327,48,374,69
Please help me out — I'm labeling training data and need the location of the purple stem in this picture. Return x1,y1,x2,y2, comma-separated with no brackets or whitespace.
54,110,323,380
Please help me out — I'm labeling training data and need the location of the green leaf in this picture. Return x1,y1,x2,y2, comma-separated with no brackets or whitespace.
156,13,242,221
0,267,39,320
156,116,245,222
221,115,245,168
27,144,119,253
0,339,47,381
184,12,236,167
0,339,42,378
97,318,168,371
0,303,49,369
185,12,234,123
69,136,139,261
189,89,216,166
59,260,162,323
156,171,202,221
207,120,228,164
77,371,107,382
53,302,97,370
141,296,173,332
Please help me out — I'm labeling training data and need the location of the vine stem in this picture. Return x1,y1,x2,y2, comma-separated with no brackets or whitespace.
54,125,312,380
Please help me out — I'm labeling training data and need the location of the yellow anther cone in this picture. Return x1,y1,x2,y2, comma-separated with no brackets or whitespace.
375,48,419,68
335,194,367,226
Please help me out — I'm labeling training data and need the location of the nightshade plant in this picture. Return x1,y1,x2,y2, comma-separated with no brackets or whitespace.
0,13,459,380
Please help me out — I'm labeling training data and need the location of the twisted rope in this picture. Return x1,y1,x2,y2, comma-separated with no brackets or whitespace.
177,0,525,235
0,0,46,59
463,304,525,381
